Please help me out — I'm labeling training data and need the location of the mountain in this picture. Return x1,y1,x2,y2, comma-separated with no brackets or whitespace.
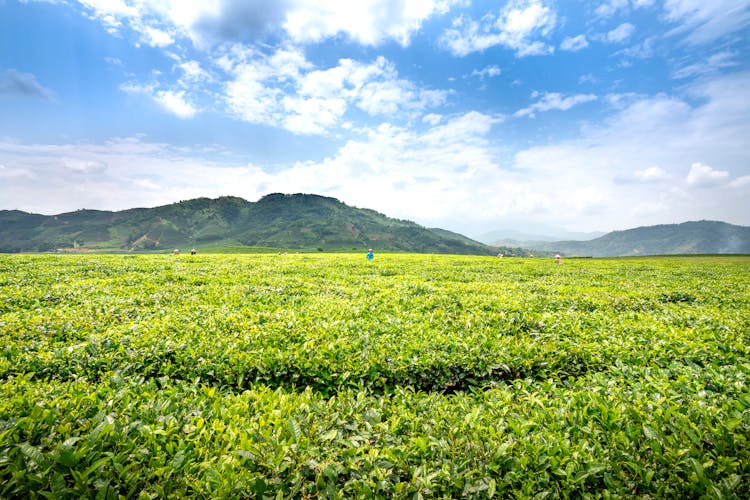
0,194,528,255
475,227,606,245
526,221,750,257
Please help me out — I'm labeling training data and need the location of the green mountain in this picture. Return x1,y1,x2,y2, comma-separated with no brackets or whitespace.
528,221,750,257
0,194,526,255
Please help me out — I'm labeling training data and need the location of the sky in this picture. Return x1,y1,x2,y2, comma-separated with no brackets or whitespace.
1,0,749,238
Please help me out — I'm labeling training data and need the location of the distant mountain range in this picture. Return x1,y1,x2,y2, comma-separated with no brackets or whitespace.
476,228,606,244
521,221,750,257
2,196,746,257
0,194,529,255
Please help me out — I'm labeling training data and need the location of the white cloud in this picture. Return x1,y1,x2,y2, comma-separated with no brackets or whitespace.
142,26,174,47
281,96,347,135
282,111,515,222
686,162,729,187
604,22,635,43
224,71,281,127
664,0,750,45
470,65,502,79
0,164,35,179
422,113,442,125
119,81,153,95
74,0,140,35
223,51,448,134
121,82,198,119
634,166,669,181
283,0,462,46
154,90,197,118
63,158,107,173
596,0,629,18
220,46,314,129
355,81,411,115
83,0,138,16
78,0,139,20
514,92,597,117
612,36,655,60
579,74,598,85
499,0,556,43
596,0,655,17
672,51,739,79
616,165,671,184
560,34,588,51
439,16,498,56
362,82,447,115
440,0,557,57
178,60,211,82
729,175,750,188
133,178,160,190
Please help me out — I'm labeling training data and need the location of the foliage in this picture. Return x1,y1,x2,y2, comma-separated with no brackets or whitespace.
0,254,749,497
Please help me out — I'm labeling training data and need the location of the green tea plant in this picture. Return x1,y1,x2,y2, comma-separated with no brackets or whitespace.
0,254,748,497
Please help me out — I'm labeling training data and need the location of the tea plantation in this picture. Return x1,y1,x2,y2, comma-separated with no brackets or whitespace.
1,254,748,498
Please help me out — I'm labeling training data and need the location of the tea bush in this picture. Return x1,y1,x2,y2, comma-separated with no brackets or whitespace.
1,254,748,497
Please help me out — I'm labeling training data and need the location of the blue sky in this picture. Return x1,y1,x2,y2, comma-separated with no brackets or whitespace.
1,0,749,237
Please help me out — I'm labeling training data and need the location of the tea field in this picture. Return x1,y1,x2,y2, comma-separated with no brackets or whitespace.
0,253,748,498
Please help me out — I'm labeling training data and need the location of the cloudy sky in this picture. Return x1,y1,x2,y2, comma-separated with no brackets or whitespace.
1,0,749,237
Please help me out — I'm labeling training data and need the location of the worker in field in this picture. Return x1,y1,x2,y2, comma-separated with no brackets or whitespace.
555,254,562,264
191,248,196,255
366,248,374,261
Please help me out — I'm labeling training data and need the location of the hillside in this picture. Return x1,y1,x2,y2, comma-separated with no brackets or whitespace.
0,194,525,255
528,221,750,257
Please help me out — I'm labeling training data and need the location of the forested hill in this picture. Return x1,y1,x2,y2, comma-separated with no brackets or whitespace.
530,221,750,257
0,194,523,255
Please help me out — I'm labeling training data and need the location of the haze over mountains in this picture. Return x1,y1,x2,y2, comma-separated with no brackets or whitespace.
476,228,607,245
515,221,750,257
0,194,747,257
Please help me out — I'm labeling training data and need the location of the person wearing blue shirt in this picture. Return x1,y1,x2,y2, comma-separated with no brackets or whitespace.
366,249,374,260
